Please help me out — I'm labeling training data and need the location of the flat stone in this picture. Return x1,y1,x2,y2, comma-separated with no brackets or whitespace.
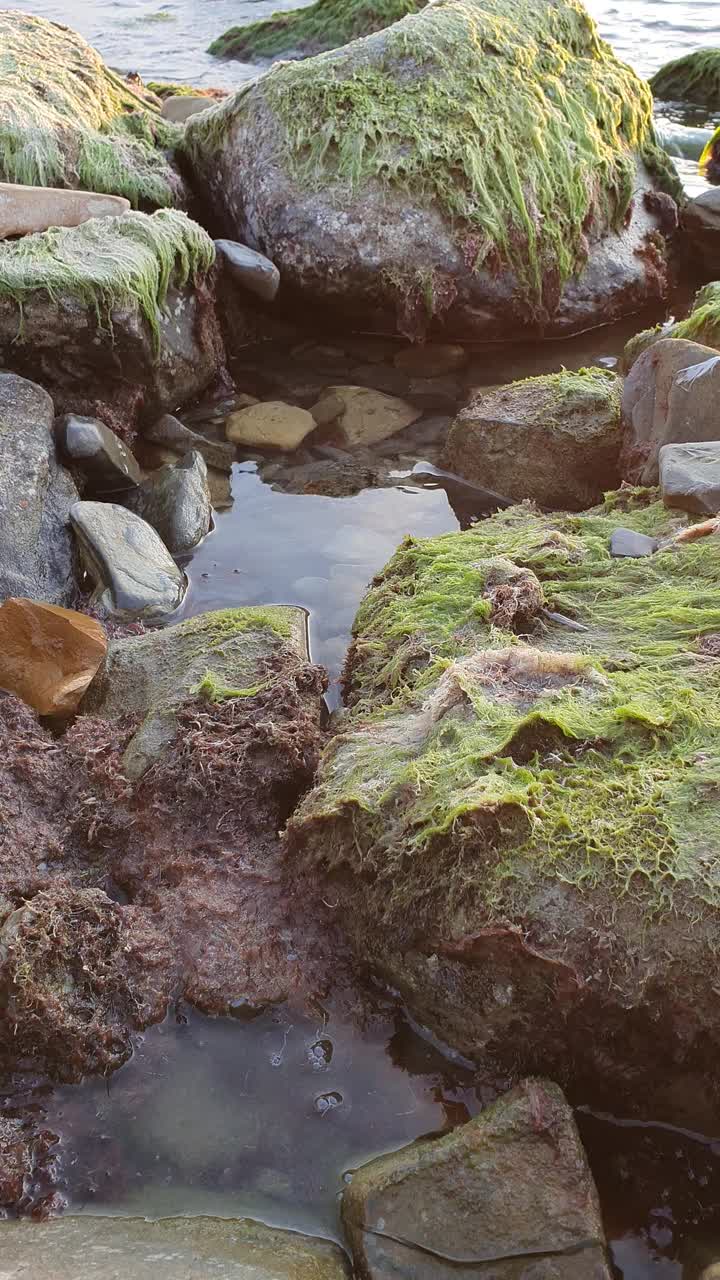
225,401,316,450
0,1216,350,1279
0,181,130,238
70,501,186,621
161,95,213,123
122,450,211,553
343,1079,611,1279
660,441,720,515
394,343,467,377
216,239,281,303
620,338,720,484
316,385,421,447
82,605,309,776
56,413,141,495
0,597,106,716
144,413,236,471
0,371,79,605
610,527,658,557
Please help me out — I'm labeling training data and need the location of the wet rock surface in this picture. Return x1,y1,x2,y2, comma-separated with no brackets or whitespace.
660,441,720,514
0,184,130,238
620,338,720,483
343,1079,612,1278
443,369,622,510
70,501,186,621
0,598,107,716
56,414,142,497
0,373,79,606
0,1216,351,1278
121,450,211,553
682,186,720,272
216,238,281,303
226,401,316,449
144,412,236,471
313,386,421,447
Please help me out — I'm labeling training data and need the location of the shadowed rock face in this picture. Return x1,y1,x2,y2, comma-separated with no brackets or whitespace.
186,0,679,341
0,610,343,1088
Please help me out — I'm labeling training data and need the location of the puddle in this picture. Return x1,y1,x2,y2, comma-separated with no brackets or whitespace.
20,1004,720,1279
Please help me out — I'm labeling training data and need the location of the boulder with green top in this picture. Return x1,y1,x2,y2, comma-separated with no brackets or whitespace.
287,494,720,1124
209,0,427,62
186,0,680,341
0,209,224,435
624,282,720,372
650,49,720,108
620,336,720,483
343,1079,611,1279
442,368,622,510
0,11,185,207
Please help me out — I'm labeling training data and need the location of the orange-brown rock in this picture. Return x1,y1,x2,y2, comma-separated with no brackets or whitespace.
0,597,107,716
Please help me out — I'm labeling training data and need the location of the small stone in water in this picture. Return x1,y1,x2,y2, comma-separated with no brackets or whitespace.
315,1091,343,1115
309,1038,334,1069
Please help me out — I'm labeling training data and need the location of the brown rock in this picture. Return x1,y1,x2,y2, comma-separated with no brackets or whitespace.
0,598,107,716
317,386,421,447
394,342,466,377
0,182,130,239
225,400,316,449
160,95,213,124
343,1079,612,1279
620,337,720,484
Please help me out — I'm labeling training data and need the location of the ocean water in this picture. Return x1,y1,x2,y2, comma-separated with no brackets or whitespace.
11,0,720,88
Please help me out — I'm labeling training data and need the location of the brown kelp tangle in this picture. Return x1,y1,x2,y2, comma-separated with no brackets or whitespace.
287,493,720,1122
0,618,347,1088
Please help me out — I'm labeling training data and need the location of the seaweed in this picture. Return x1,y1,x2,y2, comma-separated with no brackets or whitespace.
650,48,720,107
209,0,427,61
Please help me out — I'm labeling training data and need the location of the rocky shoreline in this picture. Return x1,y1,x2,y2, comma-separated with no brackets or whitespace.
2,1,720,1276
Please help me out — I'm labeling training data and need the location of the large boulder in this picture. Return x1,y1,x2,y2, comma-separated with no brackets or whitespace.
343,1079,611,1279
287,495,720,1124
443,368,622,510
185,0,680,341
0,372,79,605
620,337,720,483
209,0,427,62
650,49,720,108
0,210,224,435
0,11,184,207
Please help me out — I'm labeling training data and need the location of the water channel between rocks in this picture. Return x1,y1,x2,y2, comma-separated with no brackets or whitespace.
8,295,719,1279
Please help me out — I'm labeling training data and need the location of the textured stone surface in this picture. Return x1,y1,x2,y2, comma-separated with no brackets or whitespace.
660,441,720,514
443,370,621,510
56,413,141,495
0,182,130,238
122,450,211,553
0,1216,351,1278
225,401,316,449
343,1079,611,1279
0,372,79,605
621,338,720,484
682,187,720,273
216,238,281,302
70,500,185,621
0,597,106,715
316,385,421,447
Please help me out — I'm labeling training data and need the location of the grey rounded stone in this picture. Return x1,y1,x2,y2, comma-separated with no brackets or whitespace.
57,413,141,495
122,450,212,553
215,238,280,303
70,500,186,621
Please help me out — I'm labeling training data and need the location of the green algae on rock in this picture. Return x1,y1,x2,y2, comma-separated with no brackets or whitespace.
209,0,427,62
287,494,720,1117
0,11,184,207
650,49,720,107
623,281,720,369
186,0,681,339
0,210,222,432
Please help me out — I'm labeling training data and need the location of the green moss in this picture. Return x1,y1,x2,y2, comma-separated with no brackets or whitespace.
0,209,215,353
186,606,296,645
209,0,427,61
650,49,720,107
624,282,720,366
195,670,267,701
0,11,181,207
146,81,220,100
292,494,720,926
195,0,680,312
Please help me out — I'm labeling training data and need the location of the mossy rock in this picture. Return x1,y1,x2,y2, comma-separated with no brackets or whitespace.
82,606,309,775
0,209,222,434
0,11,184,207
623,280,720,370
650,49,720,107
288,494,720,1119
186,0,681,340
209,0,427,62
